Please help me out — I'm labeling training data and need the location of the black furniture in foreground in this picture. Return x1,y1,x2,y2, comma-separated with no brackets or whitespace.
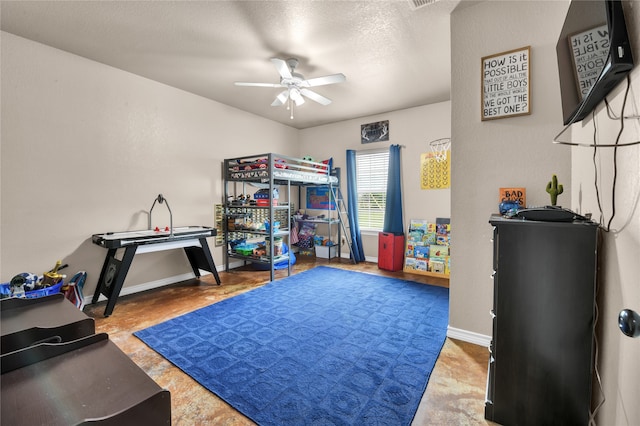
485,215,598,425
1,295,171,425
1,293,95,354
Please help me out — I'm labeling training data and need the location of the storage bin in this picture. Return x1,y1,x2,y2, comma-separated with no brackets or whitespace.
0,280,64,299
234,244,258,256
315,245,337,259
265,237,283,256
256,199,278,206
378,232,405,271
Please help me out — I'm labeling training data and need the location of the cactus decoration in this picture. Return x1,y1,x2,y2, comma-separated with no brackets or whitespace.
546,174,564,206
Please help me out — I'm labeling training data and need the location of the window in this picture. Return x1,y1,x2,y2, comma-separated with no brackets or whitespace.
356,149,389,231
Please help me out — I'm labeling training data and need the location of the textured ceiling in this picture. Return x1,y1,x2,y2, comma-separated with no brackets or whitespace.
0,0,459,129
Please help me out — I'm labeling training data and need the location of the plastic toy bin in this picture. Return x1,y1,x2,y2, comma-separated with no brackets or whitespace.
0,281,63,299
315,245,337,259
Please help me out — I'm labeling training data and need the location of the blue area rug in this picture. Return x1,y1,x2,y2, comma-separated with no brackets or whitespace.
134,266,449,425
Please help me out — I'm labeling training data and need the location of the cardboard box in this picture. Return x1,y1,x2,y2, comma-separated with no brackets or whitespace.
254,188,279,200
256,199,278,206
315,245,337,259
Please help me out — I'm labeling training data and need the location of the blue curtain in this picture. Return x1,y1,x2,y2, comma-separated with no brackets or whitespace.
346,150,366,262
383,144,404,235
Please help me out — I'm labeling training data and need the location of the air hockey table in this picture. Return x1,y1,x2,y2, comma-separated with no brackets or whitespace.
91,226,221,317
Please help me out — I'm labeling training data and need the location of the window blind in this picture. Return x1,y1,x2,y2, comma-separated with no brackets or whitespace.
356,150,389,230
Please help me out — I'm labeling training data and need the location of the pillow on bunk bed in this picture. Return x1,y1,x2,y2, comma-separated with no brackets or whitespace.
316,158,332,174
238,157,289,170
274,158,287,169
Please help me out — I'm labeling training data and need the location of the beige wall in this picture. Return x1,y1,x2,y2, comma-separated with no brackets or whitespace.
4,2,638,423
0,32,299,297
450,0,571,339
451,1,640,424
299,103,451,260
1,31,450,294
569,1,640,423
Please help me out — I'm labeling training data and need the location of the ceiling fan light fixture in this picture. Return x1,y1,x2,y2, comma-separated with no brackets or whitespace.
235,57,345,120
272,90,289,107
290,88,304,106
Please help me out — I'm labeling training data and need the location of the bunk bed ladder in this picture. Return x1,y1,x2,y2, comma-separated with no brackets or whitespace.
330,186,356,263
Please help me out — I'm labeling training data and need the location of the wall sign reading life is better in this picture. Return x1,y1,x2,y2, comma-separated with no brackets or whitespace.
482,46,531,120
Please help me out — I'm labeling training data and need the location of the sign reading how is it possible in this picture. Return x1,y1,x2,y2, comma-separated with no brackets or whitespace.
481,46,531,121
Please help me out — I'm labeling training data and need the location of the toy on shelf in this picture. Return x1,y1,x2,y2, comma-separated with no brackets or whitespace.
546,174,564,206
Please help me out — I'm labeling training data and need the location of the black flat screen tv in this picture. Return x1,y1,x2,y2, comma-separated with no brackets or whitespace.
556,0,634,126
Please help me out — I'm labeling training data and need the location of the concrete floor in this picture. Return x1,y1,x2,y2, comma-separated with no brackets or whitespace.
84,257,495,425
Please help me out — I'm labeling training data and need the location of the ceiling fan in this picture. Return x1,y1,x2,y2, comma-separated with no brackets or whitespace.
234,58,346,119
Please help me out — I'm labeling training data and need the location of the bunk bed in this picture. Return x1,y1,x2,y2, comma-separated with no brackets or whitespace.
223,153,346,281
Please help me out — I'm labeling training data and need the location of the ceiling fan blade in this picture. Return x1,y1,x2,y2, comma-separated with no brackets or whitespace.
300,88,332,106
301,73,346,88
235,82,283,88
270,58,292,80
271,90,289,106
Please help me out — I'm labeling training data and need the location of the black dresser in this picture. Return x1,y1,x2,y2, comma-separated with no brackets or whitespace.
486,215,599,425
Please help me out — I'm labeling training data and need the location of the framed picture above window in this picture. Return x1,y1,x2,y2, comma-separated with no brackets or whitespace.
361,120,389,143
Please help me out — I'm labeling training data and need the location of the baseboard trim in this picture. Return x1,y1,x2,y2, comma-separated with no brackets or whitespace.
447,326,491,347
89,269,215,304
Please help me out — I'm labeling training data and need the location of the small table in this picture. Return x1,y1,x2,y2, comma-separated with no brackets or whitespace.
91,226,221,317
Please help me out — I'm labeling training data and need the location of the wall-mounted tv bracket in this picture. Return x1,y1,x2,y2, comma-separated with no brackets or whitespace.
553,76,640,147
148,194,173,238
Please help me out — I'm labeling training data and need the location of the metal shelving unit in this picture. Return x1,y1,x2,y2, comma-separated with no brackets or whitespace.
223,153,352,280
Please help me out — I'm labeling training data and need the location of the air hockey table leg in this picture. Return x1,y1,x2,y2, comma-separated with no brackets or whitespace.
183,238,221,284
101,246,137,317
92,248,117,305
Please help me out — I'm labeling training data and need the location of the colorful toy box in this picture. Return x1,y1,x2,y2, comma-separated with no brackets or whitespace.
254,188,279,206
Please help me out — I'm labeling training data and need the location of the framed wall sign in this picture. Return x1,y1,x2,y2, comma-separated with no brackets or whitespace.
481,46,531,121
361,120,389,143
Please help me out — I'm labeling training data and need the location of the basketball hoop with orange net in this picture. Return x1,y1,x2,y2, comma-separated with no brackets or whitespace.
428,138,450,162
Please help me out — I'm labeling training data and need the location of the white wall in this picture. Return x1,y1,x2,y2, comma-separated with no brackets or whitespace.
1,32,448,293
451,1,640,424
569,1,640,423
0,32,299,296
299,102,451,259
450,0,571,338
